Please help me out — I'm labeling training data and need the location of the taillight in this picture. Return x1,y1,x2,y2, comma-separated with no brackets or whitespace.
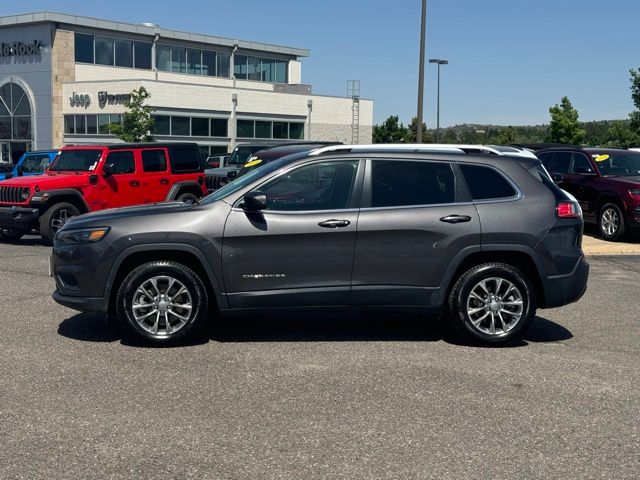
556,201,581,218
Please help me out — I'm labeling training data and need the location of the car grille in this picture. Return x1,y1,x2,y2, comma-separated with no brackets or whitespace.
205,175,223,192
0,186,24,204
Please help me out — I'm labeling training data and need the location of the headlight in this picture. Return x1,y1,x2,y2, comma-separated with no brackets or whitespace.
21,187,31,200
56,227,110,244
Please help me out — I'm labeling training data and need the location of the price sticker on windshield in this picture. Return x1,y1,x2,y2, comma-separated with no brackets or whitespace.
244,158,263,168
593,154,610,162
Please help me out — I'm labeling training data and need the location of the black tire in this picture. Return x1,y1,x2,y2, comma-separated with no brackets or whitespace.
116,261,209,345
598,203,625,242
447,262,536,346
39,202,81,246
0,228,26,242
177,192,198,204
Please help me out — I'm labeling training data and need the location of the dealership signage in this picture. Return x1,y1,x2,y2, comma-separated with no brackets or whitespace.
0,40,43,57
70,93,91,108
98,91,131,108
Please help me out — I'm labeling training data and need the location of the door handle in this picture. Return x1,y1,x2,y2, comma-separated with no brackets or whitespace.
129,180,140,187
159,178,169,185
440,215,472,224
318,219,351,228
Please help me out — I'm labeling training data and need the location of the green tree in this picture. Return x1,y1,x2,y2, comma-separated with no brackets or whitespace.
440,128,458,143
546,96,585,145
405,117,433,143
628,68,640,138
489,126,516,145
373,115,407,143
109,86,155,142
604,120,639,148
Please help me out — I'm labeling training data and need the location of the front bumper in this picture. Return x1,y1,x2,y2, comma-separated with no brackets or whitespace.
541,256,589,309
52,291,109,313
0,206,39,231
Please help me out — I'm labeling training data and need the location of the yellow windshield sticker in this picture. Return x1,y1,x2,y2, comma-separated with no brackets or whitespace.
244,158,263,168
594,154,610,162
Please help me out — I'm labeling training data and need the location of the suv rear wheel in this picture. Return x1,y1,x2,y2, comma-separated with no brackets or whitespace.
177,192,198,204
598,203,625,242
116,261,208,345
39,202,80,245
447,263,536,345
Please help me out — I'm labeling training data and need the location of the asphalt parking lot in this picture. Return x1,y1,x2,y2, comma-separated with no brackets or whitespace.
1,237,639,479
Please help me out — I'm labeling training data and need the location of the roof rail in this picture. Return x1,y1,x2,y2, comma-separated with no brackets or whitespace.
308,144,507,157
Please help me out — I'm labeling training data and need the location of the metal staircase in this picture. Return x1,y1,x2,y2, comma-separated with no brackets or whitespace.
347,80,360,144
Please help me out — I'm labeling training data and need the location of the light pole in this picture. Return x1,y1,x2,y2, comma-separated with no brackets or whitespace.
416,0,427,143
429,58,448,143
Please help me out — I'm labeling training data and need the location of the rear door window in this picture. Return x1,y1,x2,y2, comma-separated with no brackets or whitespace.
570,153,594,174
460,164,516,200
546,152,571,174
371,160,455,207
141,149,168,172
168,146,201,173
106,151,135,174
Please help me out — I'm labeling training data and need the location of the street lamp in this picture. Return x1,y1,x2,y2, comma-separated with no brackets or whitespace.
416,0,427,143
429,58,448,143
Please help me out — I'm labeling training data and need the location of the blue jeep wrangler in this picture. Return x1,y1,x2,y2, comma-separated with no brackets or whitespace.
0,150,57,181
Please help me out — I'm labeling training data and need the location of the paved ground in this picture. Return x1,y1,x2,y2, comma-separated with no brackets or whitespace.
0,237,638,479
582,225,640,255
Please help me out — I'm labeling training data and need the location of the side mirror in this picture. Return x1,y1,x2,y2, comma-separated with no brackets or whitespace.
227,170,238,180
575,167,594,175
551,172,564,184
241,191,267,211
16,164,23,176
102,163,115,176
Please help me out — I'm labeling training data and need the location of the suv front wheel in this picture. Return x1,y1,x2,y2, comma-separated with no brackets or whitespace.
447,263,536,345
116,261,209,345
598,203,625,242
39,202,80,245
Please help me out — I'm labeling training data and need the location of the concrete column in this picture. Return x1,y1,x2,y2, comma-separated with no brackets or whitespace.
306,99,313,140
229,93,238,150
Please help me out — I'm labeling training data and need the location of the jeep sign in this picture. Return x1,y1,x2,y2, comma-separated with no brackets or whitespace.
0,40,43,57
69,93,91,108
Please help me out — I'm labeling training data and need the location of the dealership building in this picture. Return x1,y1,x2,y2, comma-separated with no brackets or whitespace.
0,12,373,163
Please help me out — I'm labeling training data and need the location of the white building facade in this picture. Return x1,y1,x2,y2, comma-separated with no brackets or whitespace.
0,12,373,163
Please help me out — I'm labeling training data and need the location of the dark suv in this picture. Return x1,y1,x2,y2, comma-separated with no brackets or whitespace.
537,147,640,241
51,145,589,346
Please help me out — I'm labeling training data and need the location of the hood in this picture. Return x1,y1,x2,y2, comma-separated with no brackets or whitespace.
600,175,640,187
0,171,90,189
205,166,238,177
63,201,192,229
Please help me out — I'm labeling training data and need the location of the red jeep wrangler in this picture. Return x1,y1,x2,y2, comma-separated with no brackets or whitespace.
0,143,207,244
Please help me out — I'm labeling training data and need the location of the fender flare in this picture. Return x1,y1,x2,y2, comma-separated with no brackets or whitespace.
30,188,90,212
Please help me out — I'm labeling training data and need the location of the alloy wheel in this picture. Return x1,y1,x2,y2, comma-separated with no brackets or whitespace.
600,208,620,237
465,277,524,336
131,275,193,336
50,209,74,234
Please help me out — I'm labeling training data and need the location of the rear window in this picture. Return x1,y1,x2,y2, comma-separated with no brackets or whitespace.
168,146,201,173
142,149,168,172
460,164,517,200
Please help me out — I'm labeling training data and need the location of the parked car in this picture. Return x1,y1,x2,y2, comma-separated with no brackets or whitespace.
205,153,230,169
51,144,588,346
537,147,640,241
234,143,342,179
0,150,58,181
205,143,281,192
0,143,207,244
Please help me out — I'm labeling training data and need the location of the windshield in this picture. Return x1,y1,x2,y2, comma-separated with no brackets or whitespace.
50,150,102,172
200,156,296,205
592,152,640,177
20,154,51,174
227,146,260,166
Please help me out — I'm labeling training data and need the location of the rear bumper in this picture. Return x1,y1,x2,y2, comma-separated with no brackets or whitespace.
52,291,109,313
0,206,39,231
540,256,589,309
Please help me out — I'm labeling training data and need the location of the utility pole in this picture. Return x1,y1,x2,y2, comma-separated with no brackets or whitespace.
416,0,427,143
429,58,448,142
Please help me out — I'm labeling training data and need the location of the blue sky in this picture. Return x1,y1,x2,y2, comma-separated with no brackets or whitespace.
1,0,638,127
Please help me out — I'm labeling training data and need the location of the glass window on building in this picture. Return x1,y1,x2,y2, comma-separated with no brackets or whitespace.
0,116,11,139
247,56,261,81
255,121,271,138
110,114,122,125
114,38,133,68
210,118,228,137
261,59,274,82
187,49,202,75
156,44,171,72
171,46,186,73
273,121,288,139
75,115,86,135
64,115,75,135
86,115,98,135
217,53,230,78
171,116,190,136
275,60,287,83
98,114,110,134
237,120,254,138
153,115,170,135
75,33,94,63
191,117,209,137
95,36,114,66
13,117,30,139
134,41,152,69
202,50,216,76
289,122,304,140
234,55,248,80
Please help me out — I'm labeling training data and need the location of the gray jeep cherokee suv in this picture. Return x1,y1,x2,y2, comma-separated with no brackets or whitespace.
51,145,589,346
